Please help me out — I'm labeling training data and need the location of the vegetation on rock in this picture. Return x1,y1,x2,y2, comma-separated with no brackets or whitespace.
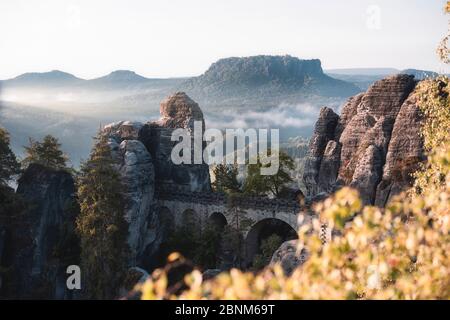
212,164,241,194
243,150,295,198
0,127,20,185
76,133,129,299
252,234,283,271
22,135,69,170
162,223,223,270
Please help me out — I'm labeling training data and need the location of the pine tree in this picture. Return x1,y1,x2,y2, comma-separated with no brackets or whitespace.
0,127,25,297
76,133,129,299
223,193,254,268
243,150,294,198
22,135,68,170
0,127,20,186
212,163,241,193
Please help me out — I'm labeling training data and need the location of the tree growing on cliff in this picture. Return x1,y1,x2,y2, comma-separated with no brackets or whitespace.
243,150,294,198
0,127,25,297
22,135,68,170
0,127,20,185
212,163,241,194
76,133,129,299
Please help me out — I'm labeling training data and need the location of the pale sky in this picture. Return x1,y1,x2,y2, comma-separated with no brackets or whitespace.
0,0,448,79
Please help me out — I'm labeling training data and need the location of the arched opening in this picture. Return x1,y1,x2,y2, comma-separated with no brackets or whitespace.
182,209,197,231
204,212,229,270
151,208,199,270
208,212,227,231
245,218,298,269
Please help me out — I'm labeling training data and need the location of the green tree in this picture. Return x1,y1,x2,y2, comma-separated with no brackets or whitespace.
222,194,254,268
0,127,20,186
212,164,241,194
252,234,282,270
162,221,223,270
22,135,68,170
0,127,25,297
76,133,129,299
243,150,294,198
193,224,223,269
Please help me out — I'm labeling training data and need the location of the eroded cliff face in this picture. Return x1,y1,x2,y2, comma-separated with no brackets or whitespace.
270,240,308,276
139,92,211,193
101,92,211,269
10,164,78,299
302,75,425,206
102,121,159,266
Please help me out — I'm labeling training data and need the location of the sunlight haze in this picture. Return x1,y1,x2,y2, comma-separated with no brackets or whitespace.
0,0,448,79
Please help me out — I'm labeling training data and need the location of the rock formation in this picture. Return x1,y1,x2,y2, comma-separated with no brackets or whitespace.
2,92,212,298
302,107,339,197
11,164,78,299
139,92,211,193
102,121,159,266
101,93,211,269
302,74,425,206
270,240,308,276
183,55,360,99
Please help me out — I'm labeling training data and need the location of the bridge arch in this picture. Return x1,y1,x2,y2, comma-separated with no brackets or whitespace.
181,208,198,230
208,212,227,231
245,218,298,267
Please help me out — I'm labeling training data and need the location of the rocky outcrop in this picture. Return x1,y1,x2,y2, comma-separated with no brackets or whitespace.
101,93,211,268
103,121,159,266
11,164,78,299
270,240,308,276
375,92,425,206
303,75,424,206
139,92,211,193
302,107,339,196
156,93,205,129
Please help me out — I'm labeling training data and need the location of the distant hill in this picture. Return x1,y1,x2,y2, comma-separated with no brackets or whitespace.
1,57,361,110
0,57,372,166
85,70,176,90
180,55,361,108
89,70,150,85
325,68,399,76
399,69,439,80
327,68,444,90
0,69,181,91
1,70,84,88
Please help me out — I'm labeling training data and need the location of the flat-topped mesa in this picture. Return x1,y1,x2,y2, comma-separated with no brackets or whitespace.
302,74,425,206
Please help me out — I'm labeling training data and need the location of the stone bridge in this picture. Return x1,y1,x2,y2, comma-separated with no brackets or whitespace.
155,190,310,265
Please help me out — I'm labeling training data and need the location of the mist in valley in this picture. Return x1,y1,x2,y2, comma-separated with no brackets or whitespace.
0,71,347,168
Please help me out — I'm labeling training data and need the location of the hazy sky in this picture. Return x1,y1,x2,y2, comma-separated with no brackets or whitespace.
0,0,448,79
